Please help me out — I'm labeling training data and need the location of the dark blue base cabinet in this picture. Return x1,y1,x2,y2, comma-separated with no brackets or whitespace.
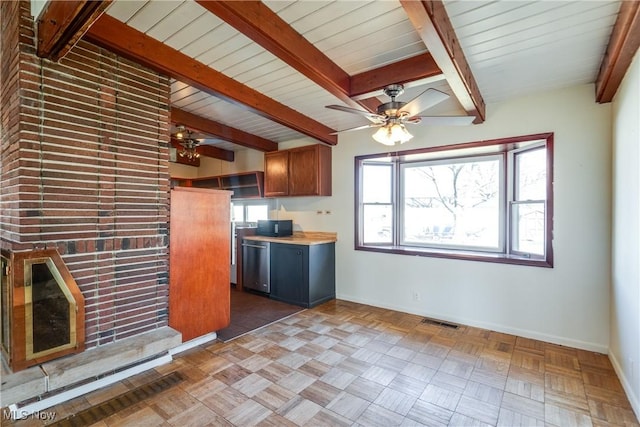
270,242,335,308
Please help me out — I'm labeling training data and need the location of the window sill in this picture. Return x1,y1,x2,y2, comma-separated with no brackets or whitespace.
355,244,553,268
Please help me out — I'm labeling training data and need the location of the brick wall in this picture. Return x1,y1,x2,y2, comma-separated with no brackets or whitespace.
0,2,171,348
0,0,25,247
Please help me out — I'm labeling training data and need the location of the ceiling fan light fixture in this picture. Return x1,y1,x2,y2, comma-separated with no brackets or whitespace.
327,84,469,145
178,139,200,160
172,125,200,160
178,148,200,160
372,122,413,146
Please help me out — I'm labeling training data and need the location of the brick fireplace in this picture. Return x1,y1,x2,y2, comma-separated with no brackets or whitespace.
0,0,171,375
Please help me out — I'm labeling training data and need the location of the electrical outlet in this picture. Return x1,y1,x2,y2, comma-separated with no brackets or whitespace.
412,291,421,301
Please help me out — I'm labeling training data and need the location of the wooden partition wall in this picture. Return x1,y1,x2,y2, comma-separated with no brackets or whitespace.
169,188,231,342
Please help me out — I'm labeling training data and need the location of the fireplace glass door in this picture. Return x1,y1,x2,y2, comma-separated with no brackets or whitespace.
24,257,77,361
1,249,84,371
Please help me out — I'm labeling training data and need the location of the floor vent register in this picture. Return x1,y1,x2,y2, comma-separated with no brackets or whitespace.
49,371,185,427
421,317,460,329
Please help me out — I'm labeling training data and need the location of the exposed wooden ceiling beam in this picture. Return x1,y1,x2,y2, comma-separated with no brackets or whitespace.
36,0,111,61
350,53,444,99
198,0,376,113
84,14,337,146
196,144,235,162
171,108,278,153
401,0,485,123
197,1,443,114
595,1,640,103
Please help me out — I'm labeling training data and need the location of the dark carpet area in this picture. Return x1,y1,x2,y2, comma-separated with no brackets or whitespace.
216,286,304,342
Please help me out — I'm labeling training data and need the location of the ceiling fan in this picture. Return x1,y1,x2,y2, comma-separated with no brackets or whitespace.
172,125,201,160
326,84,475,146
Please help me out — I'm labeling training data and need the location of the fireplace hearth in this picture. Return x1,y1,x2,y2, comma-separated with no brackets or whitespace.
1,249,85,372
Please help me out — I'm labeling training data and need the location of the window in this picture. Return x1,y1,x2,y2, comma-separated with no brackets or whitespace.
362,162,393,244
355,133,553,267
231,200,271,226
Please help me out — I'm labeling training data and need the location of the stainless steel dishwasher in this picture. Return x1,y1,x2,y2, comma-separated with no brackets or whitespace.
241,240,270,293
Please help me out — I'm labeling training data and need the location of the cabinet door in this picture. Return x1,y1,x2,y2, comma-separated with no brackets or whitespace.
270,243,307,306
307,243,336,307
264,151,289,197
288,145,318,196
289,145,331,196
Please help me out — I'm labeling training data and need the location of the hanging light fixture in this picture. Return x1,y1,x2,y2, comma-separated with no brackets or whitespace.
372,120,413,146
178,139,200,160
371,85,414,146
173,125,200,160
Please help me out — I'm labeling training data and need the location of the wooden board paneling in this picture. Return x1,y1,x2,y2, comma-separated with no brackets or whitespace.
102,0,621,144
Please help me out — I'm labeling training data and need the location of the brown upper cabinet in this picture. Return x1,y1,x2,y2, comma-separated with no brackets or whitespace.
264,144,331,197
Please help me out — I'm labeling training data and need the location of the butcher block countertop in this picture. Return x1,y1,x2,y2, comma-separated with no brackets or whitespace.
243,231,337,245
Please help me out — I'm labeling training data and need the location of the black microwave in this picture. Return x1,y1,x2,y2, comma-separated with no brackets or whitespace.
256,220,293,237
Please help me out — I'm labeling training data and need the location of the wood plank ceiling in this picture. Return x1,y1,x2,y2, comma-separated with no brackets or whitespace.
36,0,634,161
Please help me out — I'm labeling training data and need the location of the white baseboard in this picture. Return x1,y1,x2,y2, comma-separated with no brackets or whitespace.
4,332,219,421
7,354,172,420
336,293,609,354
609,351,640,421
169,332,218,356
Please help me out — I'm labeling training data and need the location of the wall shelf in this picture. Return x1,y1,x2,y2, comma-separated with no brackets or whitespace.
172,171,264,199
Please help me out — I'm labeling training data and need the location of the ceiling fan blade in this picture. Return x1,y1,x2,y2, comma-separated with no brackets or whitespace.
409,116,476,126
326,105,385,123
401,88,450,118
330,123,383,135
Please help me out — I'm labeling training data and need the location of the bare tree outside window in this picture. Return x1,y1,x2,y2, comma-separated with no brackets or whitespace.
402,157,501,249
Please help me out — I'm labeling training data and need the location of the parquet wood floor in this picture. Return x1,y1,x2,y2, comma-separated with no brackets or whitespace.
6,299,639,426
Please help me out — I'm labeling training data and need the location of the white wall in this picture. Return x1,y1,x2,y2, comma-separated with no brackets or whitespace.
169,162,198,179
197,148,264,176
277,84,612,352
610,50,640,416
